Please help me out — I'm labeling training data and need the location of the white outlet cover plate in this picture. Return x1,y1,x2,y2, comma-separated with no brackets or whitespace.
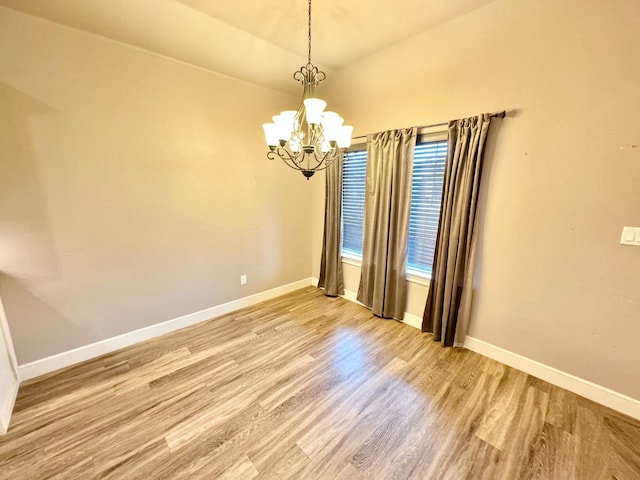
620,227,640,246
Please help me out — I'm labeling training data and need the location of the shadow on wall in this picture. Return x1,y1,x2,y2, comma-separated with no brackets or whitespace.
0,82,59,278
0,82,77,365
0,272,90,366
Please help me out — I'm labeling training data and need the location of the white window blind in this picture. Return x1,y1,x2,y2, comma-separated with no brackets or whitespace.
407,140,447,276
341,149,367,257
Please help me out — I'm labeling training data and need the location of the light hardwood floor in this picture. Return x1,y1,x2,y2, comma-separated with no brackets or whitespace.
1,287,639,479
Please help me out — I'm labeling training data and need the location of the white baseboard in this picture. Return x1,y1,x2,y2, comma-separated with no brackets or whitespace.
18,278,314,382
342,288,422,329
339,290,639,419
464,336,640,420
342,288,360,304
0,378,19,434
401,313,422,330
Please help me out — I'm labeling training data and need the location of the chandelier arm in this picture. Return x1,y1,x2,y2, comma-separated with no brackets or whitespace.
268,147,305,171
265,147,344,177
311,148,341,171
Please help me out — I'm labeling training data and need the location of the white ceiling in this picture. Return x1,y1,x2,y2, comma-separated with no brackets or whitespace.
0,0,495,94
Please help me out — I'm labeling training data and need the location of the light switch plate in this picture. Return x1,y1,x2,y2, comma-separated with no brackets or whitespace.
620,227,640,246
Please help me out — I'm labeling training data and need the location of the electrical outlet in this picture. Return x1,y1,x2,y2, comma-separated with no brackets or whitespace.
620,227,640,246
240,275,247,285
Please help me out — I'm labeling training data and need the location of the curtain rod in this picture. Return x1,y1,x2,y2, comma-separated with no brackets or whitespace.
350,110,506,142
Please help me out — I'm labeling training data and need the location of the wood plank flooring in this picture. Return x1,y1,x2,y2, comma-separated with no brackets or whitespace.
1,286,639,479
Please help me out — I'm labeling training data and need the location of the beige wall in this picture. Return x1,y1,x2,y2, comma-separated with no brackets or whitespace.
314,0,640,399
0,8,312,364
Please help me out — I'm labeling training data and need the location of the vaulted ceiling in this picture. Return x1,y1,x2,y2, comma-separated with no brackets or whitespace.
0,0,495,94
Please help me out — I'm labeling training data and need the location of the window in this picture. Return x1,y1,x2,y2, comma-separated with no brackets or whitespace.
341,149,367,258
407,140,447,276
340,138,447,278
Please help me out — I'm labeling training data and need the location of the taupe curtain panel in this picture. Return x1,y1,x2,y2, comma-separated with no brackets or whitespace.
357,128,417,319
423,114,492,346
318,155,344,296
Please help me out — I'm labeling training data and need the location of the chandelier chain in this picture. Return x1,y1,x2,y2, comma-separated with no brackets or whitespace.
307,0,312,65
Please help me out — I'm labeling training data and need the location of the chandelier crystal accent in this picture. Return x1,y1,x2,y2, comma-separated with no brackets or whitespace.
262,0,353,179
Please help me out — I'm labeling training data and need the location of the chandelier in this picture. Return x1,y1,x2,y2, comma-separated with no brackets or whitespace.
262,0,353,179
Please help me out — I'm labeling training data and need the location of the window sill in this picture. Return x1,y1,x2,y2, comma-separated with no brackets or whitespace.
341,257,431,286
406,272,431,286
341,255,361,267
